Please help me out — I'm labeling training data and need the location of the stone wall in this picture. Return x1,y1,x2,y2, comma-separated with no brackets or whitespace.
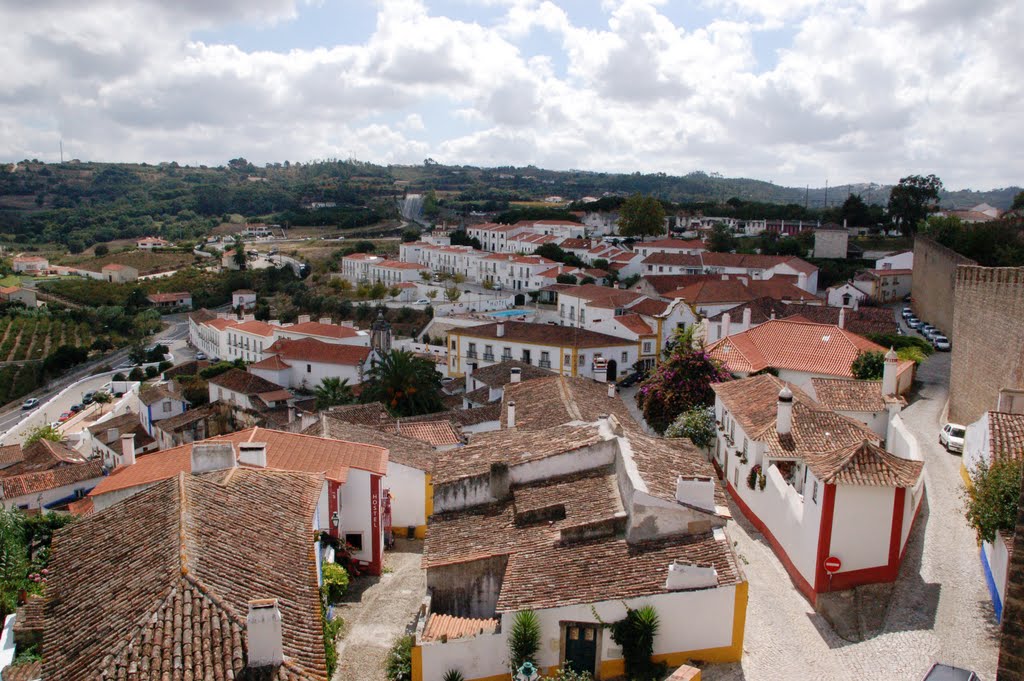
426,555,509,619
911,236,976,338
950,266,1024,424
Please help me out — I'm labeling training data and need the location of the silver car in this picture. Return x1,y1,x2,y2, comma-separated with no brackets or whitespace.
939,423,966,453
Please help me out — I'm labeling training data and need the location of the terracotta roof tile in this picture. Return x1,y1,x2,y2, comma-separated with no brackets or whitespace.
65,497,94,516
312,416,438,472
707,298,899,336
422,613,498,642
615,313,654,335
250,355,293,370
90,427,388,497
395,420,462,447
42,469,327,681
989,412,1024,462
707,319,911,378
468,360,554,388
265,338,371,366
86,412,155,449
452,321,634,349
636,274,719,295
281,321,361,340
642,252,703,267
627,298,670,316
639,238,706,250
325,403,393,427
2,661,41,681
139,383,183,406
0,444,23,468
232,320,276,337
209,369,287,396
147,292,191,303
806,440,923,487
154,402,223,433
811,378,888,412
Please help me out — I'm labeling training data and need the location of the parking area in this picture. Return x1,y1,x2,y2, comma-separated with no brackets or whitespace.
331,539,425,681
703,348,1000,680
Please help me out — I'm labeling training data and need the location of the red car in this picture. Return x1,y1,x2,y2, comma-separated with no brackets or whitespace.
58,411,72,422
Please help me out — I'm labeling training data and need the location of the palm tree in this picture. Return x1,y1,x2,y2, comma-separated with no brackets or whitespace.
361,350,443,417
314,377,355,410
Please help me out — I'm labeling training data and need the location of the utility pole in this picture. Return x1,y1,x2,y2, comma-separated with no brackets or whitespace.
59,140,63,164
824,180,829,209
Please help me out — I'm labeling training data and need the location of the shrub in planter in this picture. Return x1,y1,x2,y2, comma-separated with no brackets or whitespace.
747,465,761,491
508,609,541,671
321,562,349,604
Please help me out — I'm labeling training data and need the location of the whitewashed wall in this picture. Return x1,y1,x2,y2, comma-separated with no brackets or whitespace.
829,485,895,573
386,461,427,529
340,468,374,564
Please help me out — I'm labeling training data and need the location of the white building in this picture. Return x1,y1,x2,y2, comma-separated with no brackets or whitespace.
368,260,430,285
232,289,257,311
712,373,923,604
340,253,385,282
11,256,49,274
875,250,913,271
0,440,104,511
250,337,373,390
812,226,850,259
633,238,707,259
447,320,641,381
477,254,557,291
137,383,189,436
826,281,871,308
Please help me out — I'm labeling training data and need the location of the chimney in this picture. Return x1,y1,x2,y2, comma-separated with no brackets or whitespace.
776,385,793,435
507,400,516,428
496,322,505,338
852,297,860,311
510,367,521,384
288,405,297,424
797,272,808,290
608,383,616,398
191,443,237,474
882,347,898,396
675,475,715,512
319,317,332,325
838,306,846,329
665,561,718,591
120,433,136,467
239,442,268,468
742,306,752,328
721,312,731,339
246,599,284,668
298,314,311,324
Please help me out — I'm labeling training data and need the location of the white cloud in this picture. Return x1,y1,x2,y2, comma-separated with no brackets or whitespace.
0,0,1021,189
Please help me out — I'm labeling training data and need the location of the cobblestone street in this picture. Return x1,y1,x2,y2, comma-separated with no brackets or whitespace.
332,540,425,681
704,349,1001,680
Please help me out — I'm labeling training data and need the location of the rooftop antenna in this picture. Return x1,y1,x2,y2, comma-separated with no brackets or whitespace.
59,139,63,164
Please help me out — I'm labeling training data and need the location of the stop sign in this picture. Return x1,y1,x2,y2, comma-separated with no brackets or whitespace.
824,556,842,573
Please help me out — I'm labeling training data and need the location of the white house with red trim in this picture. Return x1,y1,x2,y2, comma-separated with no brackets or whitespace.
11,256,49,274
711,372,924,604
250,337,374,389
86,427,390,574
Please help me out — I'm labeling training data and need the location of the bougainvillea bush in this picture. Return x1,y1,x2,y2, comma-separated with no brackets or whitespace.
636,346,731,434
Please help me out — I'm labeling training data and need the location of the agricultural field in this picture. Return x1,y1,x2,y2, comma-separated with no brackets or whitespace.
0,314,94,362
61,249,199,274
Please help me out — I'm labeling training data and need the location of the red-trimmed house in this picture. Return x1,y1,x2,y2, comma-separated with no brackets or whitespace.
711,374,924,604
86,426,390,575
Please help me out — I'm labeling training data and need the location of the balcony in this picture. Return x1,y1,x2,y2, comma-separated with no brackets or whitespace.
483,353,495,362
501,353,513,362
465,350,478,359
538,360,552,368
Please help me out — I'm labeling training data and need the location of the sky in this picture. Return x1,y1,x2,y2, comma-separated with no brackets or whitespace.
2,0,1022,189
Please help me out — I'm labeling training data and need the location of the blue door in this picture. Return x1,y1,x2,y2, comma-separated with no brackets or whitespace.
564,624,598,676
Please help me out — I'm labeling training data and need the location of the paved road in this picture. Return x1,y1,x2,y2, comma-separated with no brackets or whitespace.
331,540,424,681
704,348,999,681
0,315,190,442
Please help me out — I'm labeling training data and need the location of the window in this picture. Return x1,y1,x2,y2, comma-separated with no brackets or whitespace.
502,347,512,361
521,349,532,364
560,304,565,317
484,345,494,361
344,532,364,551
307,364,312,373
734,467,739,488
162,402,172,413
642,341,653,354
451,339,457,350
580,309,586,323
812,481,819,504
578,354,586,366
622,351,628,363
539,351,551,368
467,343,477,359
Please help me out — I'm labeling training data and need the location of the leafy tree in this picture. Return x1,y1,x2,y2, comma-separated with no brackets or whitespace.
94,243,110,256
388,286,401,299
664,406,717,449
361,350,443,417
369,282,388,300
449,231,482,250
556,274,578,285
444,286,461,302
128,367,145,381
850,350,885,380
423,189,441,219
426,289,438,299
610,604,663,681
314,377,355,409
887,174,943,236
637,328,731,434
965,458,1022,544
0,507,28,617
707,223,737,253
508,610,541,672
618,194,666,239
42,345,89,377
401,229,419,242
354,240,376,253
840,194,871,227
1013,191,1024,211
24,425,62,445
232,235,247,270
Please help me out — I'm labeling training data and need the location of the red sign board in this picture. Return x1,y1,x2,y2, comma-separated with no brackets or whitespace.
823,556,842,574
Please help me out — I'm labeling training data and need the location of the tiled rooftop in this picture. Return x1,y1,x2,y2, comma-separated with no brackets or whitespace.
42,469,327,681
421,614,498,642
468,360,554,389
139,383,181,406
806,440,923,487
208,369,287,396
811,377,888,412
452,321,634,349
281,321,360,340
310,415,438,472
394,420,462,447
989,411,1024,462
90,427,388,496
265,338,371,366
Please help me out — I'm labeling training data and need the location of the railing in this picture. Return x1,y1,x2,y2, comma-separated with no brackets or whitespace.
538,360,551,368
501,354,513,362
483,353,495,361
465,350,478,359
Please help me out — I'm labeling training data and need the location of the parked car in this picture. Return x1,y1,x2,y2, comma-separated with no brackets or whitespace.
414,299,431,305
907,317,922,329
902,307,913,318
939,423,966,453
21,398,39,410
933,335,951,351
921,326,939,340
195,351,207,361
82,391,95,404
58,411,72,422
921,662,980,680
617,372,644,388
50,421,62,430
69,403,83,414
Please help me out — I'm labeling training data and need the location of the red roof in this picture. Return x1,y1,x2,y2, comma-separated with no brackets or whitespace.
250,355,292,371
640,238,705,250
147,292,191,303
377,261,428,269
614,313,654,335
204,318,237,331
706,319,913,378
266,338,371,366
283,321,360,340
231,320,275,336
102,263,133,271
90,427,389,497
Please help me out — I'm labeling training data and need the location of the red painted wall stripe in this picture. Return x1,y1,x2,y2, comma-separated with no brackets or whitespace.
888,487,907,570
814,484,837,596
